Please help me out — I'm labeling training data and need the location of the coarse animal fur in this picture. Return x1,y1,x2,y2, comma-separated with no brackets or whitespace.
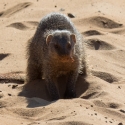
26,13,86,101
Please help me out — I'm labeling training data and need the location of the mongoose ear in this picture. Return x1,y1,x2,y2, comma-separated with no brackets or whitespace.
70,34,76,43
46,34,53,45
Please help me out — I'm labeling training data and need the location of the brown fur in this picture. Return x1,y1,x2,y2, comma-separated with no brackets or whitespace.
26,13,87,101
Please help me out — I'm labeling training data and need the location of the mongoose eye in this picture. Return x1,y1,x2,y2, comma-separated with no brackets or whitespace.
67,42,71,49
54,44,59,49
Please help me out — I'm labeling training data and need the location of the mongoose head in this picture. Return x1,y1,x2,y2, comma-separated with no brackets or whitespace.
46,30,76,62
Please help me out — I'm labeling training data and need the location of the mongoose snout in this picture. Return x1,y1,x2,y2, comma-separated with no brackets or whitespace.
46,30,76,62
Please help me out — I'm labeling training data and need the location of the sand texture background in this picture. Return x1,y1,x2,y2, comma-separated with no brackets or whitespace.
0,0,125,125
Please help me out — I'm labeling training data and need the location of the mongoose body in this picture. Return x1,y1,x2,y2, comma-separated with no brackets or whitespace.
26,13,86,100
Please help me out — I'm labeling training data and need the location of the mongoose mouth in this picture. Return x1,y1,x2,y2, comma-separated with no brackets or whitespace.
60,56,74,63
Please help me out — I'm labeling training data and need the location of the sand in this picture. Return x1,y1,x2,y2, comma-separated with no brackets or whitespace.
0,0,125,125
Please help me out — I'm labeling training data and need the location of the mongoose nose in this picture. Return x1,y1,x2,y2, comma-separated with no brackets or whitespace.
60,56,74,62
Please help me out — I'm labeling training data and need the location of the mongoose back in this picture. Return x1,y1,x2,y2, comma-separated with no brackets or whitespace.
26,13,86,101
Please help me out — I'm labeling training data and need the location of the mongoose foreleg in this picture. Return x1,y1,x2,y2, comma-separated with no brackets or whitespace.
64,71,78,99
46,78,60,101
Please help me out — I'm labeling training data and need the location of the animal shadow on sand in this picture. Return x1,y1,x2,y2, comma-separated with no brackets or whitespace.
18,74,89,107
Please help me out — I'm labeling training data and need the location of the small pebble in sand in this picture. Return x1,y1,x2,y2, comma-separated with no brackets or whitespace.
8,93,11,96
109,121,112,123
67,13,75,18
12,85,18,89
118,86,121,89
119,109,125,113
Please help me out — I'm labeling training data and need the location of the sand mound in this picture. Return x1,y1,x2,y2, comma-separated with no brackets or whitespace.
7,22,28,30
82,30,103,36
0,72,24,84
84,16,123,29
26,21,39,26
91,70,118,83
0,2,32,17
7,21,39,30
111,28,125,35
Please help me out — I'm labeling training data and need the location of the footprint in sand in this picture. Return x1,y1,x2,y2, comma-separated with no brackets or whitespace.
85,38,115,50
93,100,120,109
108,102,120,109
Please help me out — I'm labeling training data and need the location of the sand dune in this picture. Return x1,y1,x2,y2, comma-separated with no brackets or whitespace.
0,0,125,125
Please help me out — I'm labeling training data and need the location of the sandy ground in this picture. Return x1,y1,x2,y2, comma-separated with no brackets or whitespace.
0,0,125,125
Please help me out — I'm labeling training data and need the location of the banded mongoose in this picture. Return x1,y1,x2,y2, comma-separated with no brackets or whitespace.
26,13,86,101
